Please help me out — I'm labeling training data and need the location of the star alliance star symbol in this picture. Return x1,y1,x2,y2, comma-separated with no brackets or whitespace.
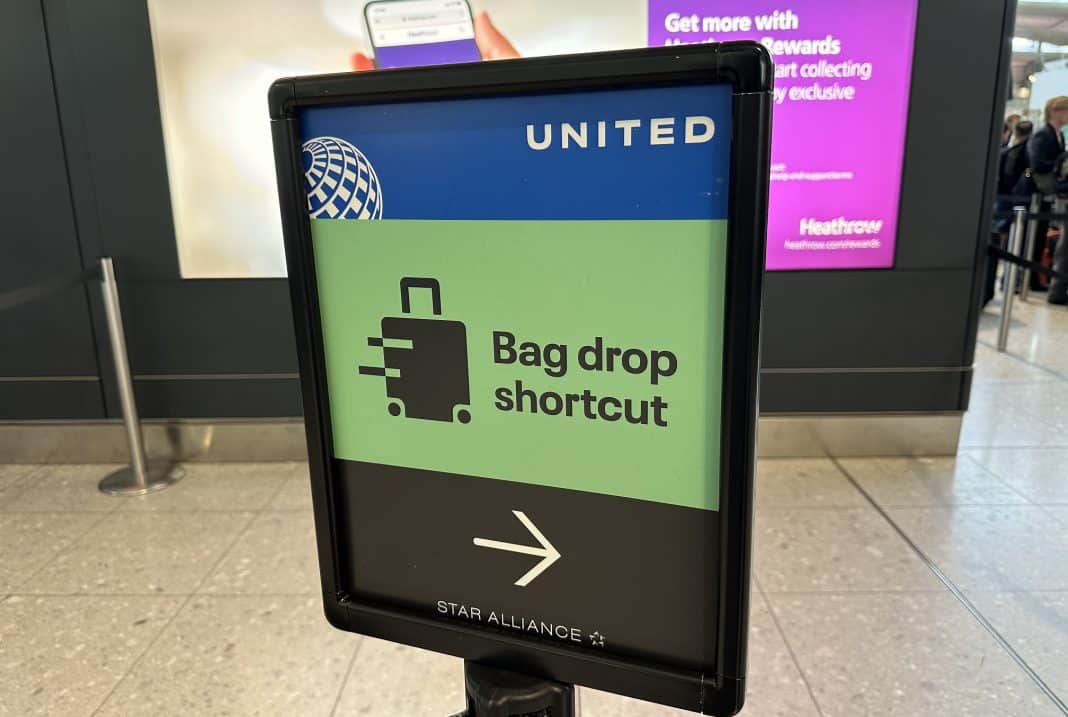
590,631,606,647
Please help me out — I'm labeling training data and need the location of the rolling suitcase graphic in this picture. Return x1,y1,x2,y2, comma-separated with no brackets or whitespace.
358,277,471,423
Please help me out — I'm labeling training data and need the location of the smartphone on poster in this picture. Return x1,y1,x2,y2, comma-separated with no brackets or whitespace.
364,0,482,69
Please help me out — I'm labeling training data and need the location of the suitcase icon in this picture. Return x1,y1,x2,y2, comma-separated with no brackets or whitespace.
358,277,471,423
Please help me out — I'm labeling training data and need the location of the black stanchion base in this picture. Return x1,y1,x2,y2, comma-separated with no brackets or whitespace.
454,661,576,717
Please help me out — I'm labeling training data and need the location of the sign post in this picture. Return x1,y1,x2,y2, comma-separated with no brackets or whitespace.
270,43,771,715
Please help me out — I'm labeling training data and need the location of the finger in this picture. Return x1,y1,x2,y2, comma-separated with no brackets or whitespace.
474,11,519,60
350,52,376,71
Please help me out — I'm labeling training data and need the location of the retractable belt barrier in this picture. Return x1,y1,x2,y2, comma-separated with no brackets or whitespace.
988,245,1068,284
0,265,100,314
992,210,1068,223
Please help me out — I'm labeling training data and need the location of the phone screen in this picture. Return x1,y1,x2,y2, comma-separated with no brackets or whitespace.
366,0,481,69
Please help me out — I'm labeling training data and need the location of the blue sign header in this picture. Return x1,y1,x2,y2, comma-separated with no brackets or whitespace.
298,83,732,222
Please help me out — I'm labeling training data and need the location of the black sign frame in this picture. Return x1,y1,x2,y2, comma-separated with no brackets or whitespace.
270,43,771,715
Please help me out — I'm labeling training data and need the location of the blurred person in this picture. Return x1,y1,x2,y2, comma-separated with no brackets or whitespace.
1016,98,1068,296
1002,113,1021,147
1029,98,1067,193
1002,120,1033,192
1032,96,1068,304
986,120,1034,305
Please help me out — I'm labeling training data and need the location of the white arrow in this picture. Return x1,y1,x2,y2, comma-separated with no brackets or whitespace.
473,510,561,587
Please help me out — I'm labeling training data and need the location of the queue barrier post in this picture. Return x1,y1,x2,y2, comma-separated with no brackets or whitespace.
998,207,1028,352
96,257,184,496
1020,193,1042,302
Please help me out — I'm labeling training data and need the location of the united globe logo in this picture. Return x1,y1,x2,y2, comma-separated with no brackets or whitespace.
302,136,383,220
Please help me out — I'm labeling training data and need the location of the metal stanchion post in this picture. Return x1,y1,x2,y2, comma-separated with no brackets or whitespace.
97,257,184,495
1020,193,1041,301
998,207,1027,352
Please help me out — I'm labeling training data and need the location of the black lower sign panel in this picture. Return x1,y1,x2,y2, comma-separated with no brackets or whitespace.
336,460,719,670
271,43,769,714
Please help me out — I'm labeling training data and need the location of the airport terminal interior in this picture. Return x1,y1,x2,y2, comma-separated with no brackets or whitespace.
2,300,1068,715
4,0,1068,716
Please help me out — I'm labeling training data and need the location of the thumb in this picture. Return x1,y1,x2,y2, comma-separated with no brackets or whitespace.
474,11,519,60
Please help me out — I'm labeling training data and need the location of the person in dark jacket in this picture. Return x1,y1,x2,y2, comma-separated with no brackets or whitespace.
1033,96,1068,303
986,121,1035,305
1000,120,1033,195
1030,101,1068,179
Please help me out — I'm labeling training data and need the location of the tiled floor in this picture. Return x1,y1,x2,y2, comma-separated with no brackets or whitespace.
1,301,1067,716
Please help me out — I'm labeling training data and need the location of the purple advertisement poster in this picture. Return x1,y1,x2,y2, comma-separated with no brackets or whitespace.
649,1,918,270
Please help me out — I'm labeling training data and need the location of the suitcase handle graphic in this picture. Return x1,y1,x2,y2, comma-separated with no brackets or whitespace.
400,277,442,315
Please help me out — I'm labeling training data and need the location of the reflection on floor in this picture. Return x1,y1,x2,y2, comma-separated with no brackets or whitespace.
1,300,1067,716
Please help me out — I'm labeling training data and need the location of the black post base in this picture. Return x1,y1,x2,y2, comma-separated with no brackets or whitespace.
455,661,577,717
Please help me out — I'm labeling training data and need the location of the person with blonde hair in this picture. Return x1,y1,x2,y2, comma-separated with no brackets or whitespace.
1029,97,1068,187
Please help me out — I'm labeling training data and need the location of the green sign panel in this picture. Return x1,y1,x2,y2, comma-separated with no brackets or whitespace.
314,219,727,510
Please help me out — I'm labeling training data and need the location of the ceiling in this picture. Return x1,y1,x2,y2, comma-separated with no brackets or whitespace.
1011,2,1068,84
1016,2,1068,46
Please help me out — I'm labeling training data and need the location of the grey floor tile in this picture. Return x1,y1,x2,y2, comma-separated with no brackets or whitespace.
768,591,1063,716
964,448,1068,504
268,466,313,510
739,671,821,717
1048,506,1068,527
960,381,1068,449
839,456,1027,507
334,637,464,715
0,595,182,717
755,458,865,508
0,465,39,508
0,513,105,593
972,341,1058,384
754,506,942,593
200,510,319,595
577,594,820,716
978,300,1068,377
119,462,295,512
21,511,254,595
96,595,358,717
577,691,692,716
967,590,1068,697
3,464,126,512
888,505,1068,591
741,593,822,717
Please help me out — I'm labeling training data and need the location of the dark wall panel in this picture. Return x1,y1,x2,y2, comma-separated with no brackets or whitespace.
119,282,298,374
0,381,103,421
760,370,970,414
894,0,1009,271
132,378,301,419
5,0,1012,421
762,271,976,370
0,293,99,376
0,0,103,419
